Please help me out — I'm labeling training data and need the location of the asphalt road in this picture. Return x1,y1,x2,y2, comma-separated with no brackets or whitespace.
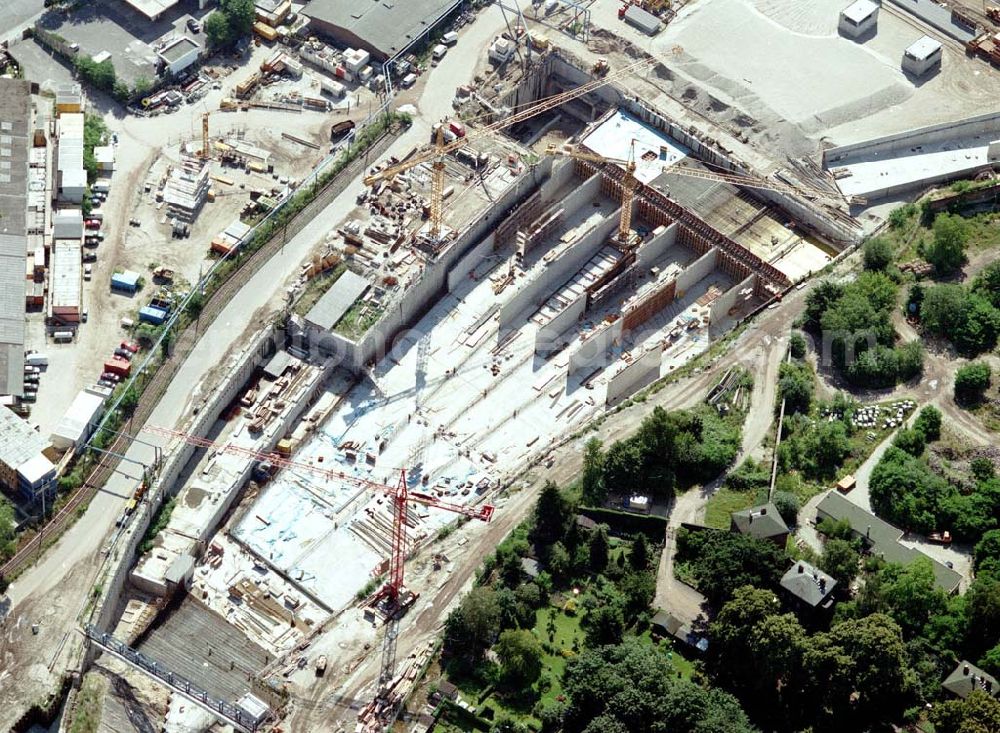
0,0,44,45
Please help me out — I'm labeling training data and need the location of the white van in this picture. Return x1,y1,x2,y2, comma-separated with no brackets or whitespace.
25,353,48,367
432,44,447,61
442,31,458,46
401,72,417,88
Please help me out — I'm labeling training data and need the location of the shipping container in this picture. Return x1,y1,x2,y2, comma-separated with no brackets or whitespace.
624,4,662,34
448,120,467,138
138,305,168,325
111,271,140,294
104,358,131,378
253,22,278,42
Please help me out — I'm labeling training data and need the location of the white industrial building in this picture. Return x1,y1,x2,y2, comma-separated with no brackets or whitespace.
839,0,878,38
158,37,201,76
52,209,84,239
0,405,56,501
50,385,111,450
51,239,82,322
902,36,943,76
57,112,86,203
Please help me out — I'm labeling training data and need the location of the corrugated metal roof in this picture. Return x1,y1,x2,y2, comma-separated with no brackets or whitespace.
0,404,49,471
304,0,461,58
305,270,370,331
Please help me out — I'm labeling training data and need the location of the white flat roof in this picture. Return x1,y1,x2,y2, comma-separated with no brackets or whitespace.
833,138,991,197
842,0,878,23
52,240,82,309
906,35,942,59
18,452,55,484
52,387,108,447
579,109,690,185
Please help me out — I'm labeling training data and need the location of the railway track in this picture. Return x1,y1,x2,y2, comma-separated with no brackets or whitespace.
0,130,401,581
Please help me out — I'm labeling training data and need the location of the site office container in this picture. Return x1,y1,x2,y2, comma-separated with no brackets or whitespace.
53,331,74,342
25,353,48,367
138,306,168,325
104,358,131,378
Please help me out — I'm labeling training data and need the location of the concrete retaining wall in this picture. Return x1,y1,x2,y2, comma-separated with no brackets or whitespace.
636,222,679,271
498,205,619,332
535,294,586,356
334,158,554,371
568,318,623,376
88,325,280,652
447,231,496,293
824,110,1000,166
710,274,756,325
675,248,717,295
557,171,603,218
605,343,662,405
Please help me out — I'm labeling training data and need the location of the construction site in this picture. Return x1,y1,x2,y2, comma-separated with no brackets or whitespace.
8,0,1000,726
66,36,875,731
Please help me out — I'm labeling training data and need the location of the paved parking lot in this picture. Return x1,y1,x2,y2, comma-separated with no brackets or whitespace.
34,0,209,87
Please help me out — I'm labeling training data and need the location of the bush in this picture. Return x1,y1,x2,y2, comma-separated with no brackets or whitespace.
789,331,807,359
892,428,926,457
955,361,992,404
778,360,813,414
913,405,942,442
926,213,969,275
772,490,800,526
863,237,893,272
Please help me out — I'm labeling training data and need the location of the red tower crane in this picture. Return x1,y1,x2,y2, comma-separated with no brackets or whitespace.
141,424,494,627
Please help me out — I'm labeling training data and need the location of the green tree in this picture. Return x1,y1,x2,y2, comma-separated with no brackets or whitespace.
913,405,942,441
0,499,16,559
629,532,650,571
878,558,948,637
819,538,860,588
803,614,915,728
495,629,543,686
204,11,232,46
778,360,814,414
547,541,571,583
955,361,992,404
205,0,254,47
772,490,799,526
803,280,845,332
896,340,925,381
583,596,625,646
931,691,1000,733
921,284,968,334
971,457,996,482
789,331,807,359
892,427,926,457
444,586,501,670
676,528,788,605
563,639,757,733
974,530,1000,573
863,237,893,272
973,261,1000,308
581,438,605,505
588,525,610,574
532,480,568,546
927,213,969,274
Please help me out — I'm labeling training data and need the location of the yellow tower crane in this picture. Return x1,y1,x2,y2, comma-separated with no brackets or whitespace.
361,57,655,239
544,140,640,246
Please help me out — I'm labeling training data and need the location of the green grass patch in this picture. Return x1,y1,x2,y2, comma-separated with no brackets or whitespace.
69,672,107,733
704,487,766,529
333,298,384,340
139,496,176,555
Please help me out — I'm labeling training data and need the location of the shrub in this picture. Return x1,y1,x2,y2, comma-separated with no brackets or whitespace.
955,361,992,404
